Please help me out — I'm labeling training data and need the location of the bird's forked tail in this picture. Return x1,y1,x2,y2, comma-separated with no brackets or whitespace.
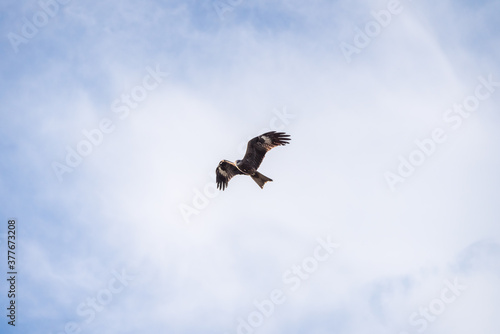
251,172,273,189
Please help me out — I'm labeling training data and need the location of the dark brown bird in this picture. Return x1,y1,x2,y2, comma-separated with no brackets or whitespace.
215,131,291,190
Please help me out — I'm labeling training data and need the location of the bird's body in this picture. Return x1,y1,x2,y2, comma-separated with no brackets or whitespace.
215,131,291,190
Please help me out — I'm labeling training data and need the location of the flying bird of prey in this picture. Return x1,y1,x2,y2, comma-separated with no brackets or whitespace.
216,131,291,190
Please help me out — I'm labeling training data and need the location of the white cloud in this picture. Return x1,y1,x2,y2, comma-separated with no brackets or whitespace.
0,0,499,333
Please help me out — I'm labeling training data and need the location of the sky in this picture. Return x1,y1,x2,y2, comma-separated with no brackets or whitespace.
0,0,499,333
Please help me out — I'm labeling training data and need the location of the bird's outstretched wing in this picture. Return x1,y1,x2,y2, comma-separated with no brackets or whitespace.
240,131,291,171
216,160,244,190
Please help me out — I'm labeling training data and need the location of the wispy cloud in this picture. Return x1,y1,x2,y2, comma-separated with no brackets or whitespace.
0,0,499,333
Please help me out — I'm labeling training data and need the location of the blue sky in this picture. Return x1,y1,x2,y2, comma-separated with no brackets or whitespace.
1,0,500,333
